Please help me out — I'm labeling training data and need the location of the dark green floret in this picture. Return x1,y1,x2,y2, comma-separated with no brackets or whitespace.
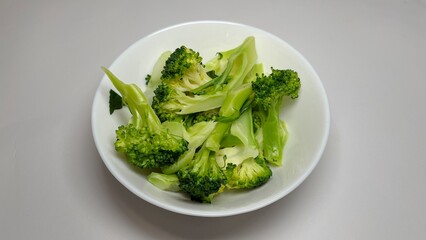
160,46,211,91
102,67,188,169
252,68,301,109
177,146,227,203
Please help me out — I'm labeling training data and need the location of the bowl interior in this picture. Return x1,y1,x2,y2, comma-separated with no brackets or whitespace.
91,21,330,217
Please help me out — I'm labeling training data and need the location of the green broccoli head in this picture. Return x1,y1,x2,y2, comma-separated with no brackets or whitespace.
103,67,188,169
252,68,301,110
226,157,272,189
176,147,227,203
151,83,185,122
115,124,188,168
161,46,212,91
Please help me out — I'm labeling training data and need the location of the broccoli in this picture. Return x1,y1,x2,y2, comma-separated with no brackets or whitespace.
102,67,188,169
151,37,257,123
176,81,255,203
147,172,180,192
104,36,302,203
225,157,272,189
188,108,220,125
151,82,224,123
177,145,227,203
150,46,217,122
252,68,301,166
217,107,272,189
161,121,217,174
191,36,257,95
160,46,212,91
144,50,172,103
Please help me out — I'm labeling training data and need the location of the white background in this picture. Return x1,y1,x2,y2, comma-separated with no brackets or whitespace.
1,0,425,239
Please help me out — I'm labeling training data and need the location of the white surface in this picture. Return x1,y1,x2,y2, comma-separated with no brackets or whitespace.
92,21,330,217
1,0,425,239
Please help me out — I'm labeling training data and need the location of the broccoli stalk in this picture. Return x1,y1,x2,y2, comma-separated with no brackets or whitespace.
147,172,180,192
102,67,188,168
161,121,217,174
191,36,257,94
252,68,301,166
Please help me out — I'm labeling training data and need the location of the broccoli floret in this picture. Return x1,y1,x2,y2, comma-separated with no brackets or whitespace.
177,145,227,203
216,106,272,190
161,46,212,92
252,68,301,166
102,67,188,169
226,157,272,189
151,37,258,123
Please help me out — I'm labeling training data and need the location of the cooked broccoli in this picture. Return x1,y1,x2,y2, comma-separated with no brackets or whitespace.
144,51,172,103
225,157,272,189
191,36,257,95
177,145,227,203
161,121,217,174
150,46,217,122
217,107,272,189
151,37,257,123
160,46,212,91
252,68,301,166
189,108,220,125
151,82,225,123
102,67,188,169
147,172,180,192
176,81,255,203
104,36,302,203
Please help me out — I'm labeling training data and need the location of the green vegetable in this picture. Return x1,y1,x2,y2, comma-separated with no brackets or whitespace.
147,172,180,192
252,68,301,165
151,37,257,124
102,67,188,169
177,144,227,203
176,82,255,203
104,37,301,203
218,107,272,189
225,157,272,190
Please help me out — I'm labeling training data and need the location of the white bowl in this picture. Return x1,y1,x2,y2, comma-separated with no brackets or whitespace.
91,21,330,217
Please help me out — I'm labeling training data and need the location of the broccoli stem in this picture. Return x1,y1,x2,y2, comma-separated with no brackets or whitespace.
102,67,162,131
205,82,254,152
261,99,288,166
219,83,253,118
191,36,257,95
205,122,231,152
